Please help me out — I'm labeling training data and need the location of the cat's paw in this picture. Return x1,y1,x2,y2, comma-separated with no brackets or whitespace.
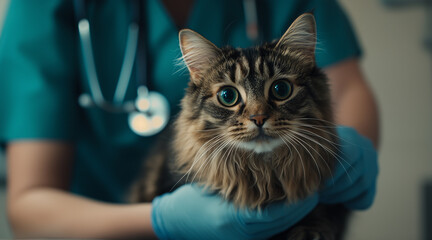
286,226,334,240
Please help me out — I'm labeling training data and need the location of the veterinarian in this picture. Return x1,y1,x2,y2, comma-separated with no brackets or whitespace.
0,0,379,239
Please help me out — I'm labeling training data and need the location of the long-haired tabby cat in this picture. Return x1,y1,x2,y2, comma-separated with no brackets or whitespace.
130,13,350,240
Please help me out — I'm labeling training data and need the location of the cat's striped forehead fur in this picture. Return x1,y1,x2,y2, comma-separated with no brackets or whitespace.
174,14,338,208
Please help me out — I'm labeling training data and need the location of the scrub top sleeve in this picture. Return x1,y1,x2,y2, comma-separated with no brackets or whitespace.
0,0,79,144
313,0,363,68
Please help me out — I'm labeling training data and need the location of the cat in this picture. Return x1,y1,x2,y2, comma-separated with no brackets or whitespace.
129,13,350,240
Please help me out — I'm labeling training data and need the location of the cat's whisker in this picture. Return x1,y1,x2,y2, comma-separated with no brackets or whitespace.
185,135,225,181
218,142,231,176
294,124,370,170
290,123,365,167
289,130,343,163
211,138,238,175
190,136,227,182
296,131,354,176
289,122,343,143
294,126,343,148
289,130,354,183
170,135,224,191
230,141,242,172
193,128,222,133
192,135,232,182
290,122,338,129
291,120,366,154
275,133,295,170
186,138,219,178
292,131,335,184
299,124,373,154
220,142,241,197
190,144,220,182
277,132,307,185
283,133,308,186
213,138,237,180
278,129,335,184
224,139,238,166
288,121,337,131
286,130,323,182
295,117,338,126
217,141,234,197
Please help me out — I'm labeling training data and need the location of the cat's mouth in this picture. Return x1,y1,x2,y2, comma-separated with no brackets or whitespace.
239,130,283,153
252,130,274,143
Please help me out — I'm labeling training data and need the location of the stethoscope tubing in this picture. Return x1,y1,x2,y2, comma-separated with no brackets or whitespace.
75,0,171,136
77,18,139,113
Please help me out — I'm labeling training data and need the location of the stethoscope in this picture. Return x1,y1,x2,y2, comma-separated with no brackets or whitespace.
74,0,259,137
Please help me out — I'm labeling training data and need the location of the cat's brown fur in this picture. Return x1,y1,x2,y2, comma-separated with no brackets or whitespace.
174,13,336,209
130,13,349,240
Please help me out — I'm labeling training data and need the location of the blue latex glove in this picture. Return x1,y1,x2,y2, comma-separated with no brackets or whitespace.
320,126,378,210
152,184,319,240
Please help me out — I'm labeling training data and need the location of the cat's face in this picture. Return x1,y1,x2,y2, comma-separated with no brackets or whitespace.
179,13,331,154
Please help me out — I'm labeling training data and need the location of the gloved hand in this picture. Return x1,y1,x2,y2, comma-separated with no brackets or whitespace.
320,126,378,210
152,184,319,240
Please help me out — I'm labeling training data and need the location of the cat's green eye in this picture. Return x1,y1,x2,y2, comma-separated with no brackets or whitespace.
217,86,240,107
270,80,293,101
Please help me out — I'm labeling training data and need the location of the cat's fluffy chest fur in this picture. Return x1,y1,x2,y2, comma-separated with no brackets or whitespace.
174,110,336,208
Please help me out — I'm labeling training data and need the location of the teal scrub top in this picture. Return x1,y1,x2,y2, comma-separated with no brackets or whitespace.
0,0,361,203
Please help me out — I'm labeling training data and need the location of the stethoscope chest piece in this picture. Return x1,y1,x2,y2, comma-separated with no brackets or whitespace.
128,86,170,136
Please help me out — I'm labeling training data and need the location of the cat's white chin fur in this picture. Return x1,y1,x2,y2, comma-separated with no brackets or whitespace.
239,138,284,153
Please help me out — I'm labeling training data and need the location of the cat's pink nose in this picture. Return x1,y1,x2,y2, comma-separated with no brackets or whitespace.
249,114,269,127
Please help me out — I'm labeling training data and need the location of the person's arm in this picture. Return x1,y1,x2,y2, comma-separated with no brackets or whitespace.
6,141,156,239
7,141,321,240
325,58,380,148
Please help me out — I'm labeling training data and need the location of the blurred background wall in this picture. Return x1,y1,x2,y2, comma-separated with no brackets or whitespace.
339,0,432,239
0,0,431,239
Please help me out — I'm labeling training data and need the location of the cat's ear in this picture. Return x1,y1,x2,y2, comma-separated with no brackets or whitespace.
275,13,317,66
179,29,222,81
